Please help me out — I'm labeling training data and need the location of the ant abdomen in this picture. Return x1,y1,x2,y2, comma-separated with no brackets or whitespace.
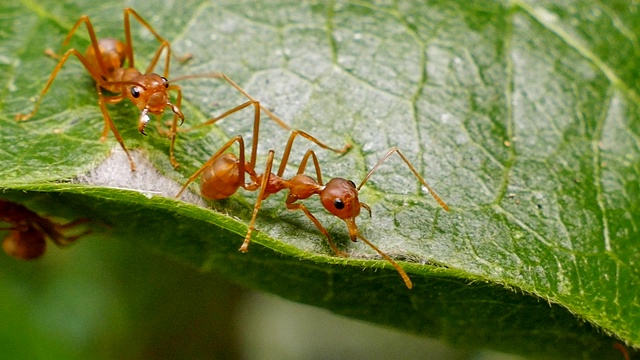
85,38,127,73
2,228,47,261
200,153,242,200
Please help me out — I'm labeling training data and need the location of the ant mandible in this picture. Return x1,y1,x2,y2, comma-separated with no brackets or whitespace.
0,200,90,260
176,125,448,289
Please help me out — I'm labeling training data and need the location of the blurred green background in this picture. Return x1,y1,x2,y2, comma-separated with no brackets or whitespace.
0,231,523,359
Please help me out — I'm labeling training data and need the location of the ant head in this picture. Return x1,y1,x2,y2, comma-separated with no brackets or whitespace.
128,74,184,135
2,228,46,260
321,178,362,241
127,74,170,113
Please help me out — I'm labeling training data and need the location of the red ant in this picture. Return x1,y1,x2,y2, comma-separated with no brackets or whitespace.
176,120,448,289
15,8,182,170
0,200,90,260
15,8,281,171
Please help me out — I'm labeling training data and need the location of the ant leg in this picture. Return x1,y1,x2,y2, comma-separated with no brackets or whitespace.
172,72,293,131
124,8,166,71
357,147,449,211
175,135,246,199
123,8,188,76
59,15,112,75
95,84,136,171
295,149,323,184
52,218,90,230
181,94,261,170
211,72,294,131
166,84,185,168
145,41,172,77
172,72,350,167
172,77,264,166
284,201,348,257
101,93,127,140
282,148,347,256
40,218,92,247
355,233,412,289
16,49,111,121
180,100,256,133
172,72,351,159
186,99,263,168
277,130,350,177
240,150,276,253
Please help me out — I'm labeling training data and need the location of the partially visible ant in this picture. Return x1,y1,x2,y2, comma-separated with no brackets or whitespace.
176,120,448,289
0,200,90,260
16,8,284,171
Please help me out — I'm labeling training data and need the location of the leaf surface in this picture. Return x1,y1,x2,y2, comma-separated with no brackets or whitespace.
1,1,639,358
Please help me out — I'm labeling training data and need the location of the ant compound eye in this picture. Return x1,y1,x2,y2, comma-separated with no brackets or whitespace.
347,180,356,188
333,198,345,210
161,77,169,88
130,86,141,98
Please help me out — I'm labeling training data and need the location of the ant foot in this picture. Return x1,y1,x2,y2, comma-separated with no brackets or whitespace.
177,53,193,63
335,250,349,258
339,143,353,154
15,113,31,121
44,48,59,59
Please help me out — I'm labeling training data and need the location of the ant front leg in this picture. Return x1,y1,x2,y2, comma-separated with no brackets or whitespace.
285,201,349,258
101,91,128,140
282,148,348,257
165,84,185,168
95,84,136,171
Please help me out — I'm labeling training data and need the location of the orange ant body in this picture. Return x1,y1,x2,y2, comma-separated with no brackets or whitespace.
176,119,448,289
16,8,185,170
0,200,89,260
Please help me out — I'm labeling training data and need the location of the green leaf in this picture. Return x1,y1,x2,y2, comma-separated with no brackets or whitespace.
1,0,639,358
